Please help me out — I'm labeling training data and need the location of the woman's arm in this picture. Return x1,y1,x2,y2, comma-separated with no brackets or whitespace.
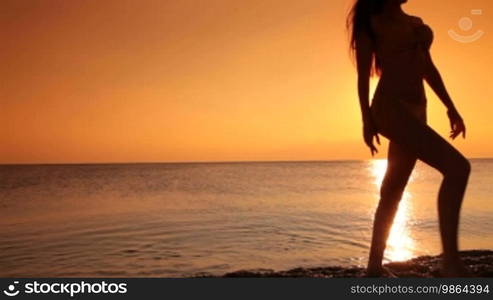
423,52,467,139
423,52,456,111
356,33,380,155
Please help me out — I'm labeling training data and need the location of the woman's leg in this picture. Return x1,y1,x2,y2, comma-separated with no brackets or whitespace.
374,102,471,276
367,142,417,276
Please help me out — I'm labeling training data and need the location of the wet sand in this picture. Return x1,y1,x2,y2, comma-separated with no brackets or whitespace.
209,250,493,278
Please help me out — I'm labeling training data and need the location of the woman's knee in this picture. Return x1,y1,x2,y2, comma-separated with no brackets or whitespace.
443,155,470,179
461,158,471,176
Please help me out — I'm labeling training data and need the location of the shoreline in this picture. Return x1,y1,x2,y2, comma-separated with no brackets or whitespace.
207,250,493,278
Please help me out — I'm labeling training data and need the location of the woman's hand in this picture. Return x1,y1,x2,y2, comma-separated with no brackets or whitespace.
447,108,466,139
363,117,380,156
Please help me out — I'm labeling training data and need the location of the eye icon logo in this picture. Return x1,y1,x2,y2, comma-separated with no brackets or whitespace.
449,9,484,43
3,281,20,297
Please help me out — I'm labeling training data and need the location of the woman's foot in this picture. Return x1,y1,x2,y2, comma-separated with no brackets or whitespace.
439,258,472,277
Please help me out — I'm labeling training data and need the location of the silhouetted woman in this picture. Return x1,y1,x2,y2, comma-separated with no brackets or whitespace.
347,0,470,277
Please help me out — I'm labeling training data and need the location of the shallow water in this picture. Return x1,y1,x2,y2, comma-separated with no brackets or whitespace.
1,159,492,277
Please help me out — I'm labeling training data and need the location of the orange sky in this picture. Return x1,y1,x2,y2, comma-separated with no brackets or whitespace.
1,0,492,164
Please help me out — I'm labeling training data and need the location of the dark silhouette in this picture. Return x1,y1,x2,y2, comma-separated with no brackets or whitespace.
347,0,470,277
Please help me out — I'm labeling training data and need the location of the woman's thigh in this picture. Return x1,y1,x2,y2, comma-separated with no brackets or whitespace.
374,101,466,175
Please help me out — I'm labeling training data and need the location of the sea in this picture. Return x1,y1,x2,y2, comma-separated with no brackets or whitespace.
1,159,492,277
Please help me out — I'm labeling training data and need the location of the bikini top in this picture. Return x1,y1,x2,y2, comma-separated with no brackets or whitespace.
373,17,434,67
413,23,433,50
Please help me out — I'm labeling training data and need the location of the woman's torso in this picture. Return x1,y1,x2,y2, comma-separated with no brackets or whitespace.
370,14,434,122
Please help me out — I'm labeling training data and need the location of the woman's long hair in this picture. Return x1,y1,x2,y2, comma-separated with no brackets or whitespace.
346,0,387,75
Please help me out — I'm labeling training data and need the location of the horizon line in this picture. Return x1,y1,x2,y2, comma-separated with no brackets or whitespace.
1,157,492,166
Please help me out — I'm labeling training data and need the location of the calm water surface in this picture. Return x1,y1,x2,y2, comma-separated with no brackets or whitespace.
1,160,492,277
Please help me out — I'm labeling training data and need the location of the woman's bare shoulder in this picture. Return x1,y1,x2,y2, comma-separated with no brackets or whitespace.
406,14,424,25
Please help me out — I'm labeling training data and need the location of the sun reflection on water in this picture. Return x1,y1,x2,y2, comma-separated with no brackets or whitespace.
370,159,416,262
